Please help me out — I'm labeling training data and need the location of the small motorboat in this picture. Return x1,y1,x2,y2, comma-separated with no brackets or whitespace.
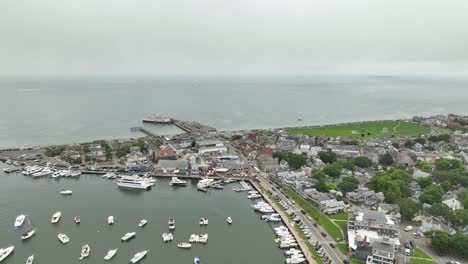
0,246,14,262
227,217,233,224
60,189,73,195
58,233,70,244
138,219,148,227
129,250,148,264
177,242,192,249
51,211,62,223
26,255,34,264
14,214,26,229
74,216,81,224
21,229,36,240
162,233,174,242
199,217,208,226
79,244,90,260
104,248,118,261
108,216,114,225
194,257,201,264
121,232,136,242
168,218,175,230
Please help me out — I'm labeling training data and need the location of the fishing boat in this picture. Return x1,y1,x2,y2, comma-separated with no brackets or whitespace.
0,246,14,262
177,242,192,249
108,216,114,225
26,255,34,264
58,233,70,244
14,214,26,229
129,250,148,264
74,216,81,224
194,257,201,264
79,244,90,260
138,219,148,227
104,249,117,261
51,211,61,223
227,216,233,224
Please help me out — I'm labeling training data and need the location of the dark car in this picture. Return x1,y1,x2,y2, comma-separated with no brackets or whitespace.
321,232,327,237
343,260,350,264
405,242,410,249
313,223,318,227
330,243,336,248
301,209,306,214
410,241,415,247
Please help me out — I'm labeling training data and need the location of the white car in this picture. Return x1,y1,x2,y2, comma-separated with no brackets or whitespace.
404,226,413,232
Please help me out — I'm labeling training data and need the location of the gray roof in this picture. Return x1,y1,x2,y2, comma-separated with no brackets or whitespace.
371,238,395,253
363,210,387,222
156,159,188,169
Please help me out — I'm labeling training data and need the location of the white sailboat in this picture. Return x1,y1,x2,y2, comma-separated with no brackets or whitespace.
0,246,14,262
26,255,34,264
51,211,61,223
21,215,36,240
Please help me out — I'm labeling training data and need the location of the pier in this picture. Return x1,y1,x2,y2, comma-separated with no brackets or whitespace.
130,127,158,137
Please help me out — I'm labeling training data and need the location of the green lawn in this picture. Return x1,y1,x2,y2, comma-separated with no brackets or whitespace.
410,258,437,264
334,220,348,241
336,243,349,255
411,248,433,259
329,212,349,220
271,178,344,241
287,121,430,138
351,258,365,264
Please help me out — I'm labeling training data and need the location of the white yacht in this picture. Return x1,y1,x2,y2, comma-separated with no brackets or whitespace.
138,219,148,227
23,166,42,175
51,211,61,223
227,217,232,224
169,177,187,186
0,246,14,262
69,170,81,177
177,242,191,249
3,168,12,173
108,216,114,225
60,170,71,177
21,229,36,240
26,255,34,264
247,193,262,199
58,233,70,244
121,232,136,242
102,172,115,179
197,178,214,190
59,189,72,195
104,249,117,261
162,233,173,242
129,250,148,264
117,176,152,190
32,167,53,177
14,214,26,229
168,219,175,230
199,218,208,226
79,244,90,260
51,171,62,178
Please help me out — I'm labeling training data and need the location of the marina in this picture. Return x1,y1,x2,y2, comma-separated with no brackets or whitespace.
0,165,287,264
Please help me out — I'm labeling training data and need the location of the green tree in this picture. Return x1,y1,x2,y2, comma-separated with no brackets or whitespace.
338,176,359,194
427,203,452,218
313,169,326,181
353,156,372,168
315,180,329,192
417,176,433,189
398,198,420,221
318,150,337,164
441,180,451,192
416,160,433,172
323,163,343,178
379,153,394,166
435,158,463,171
428,134,450,143
370,169,412,203
419,184,443,204
430,231,451,254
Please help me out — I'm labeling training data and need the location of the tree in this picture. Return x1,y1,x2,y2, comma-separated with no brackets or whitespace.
338,176,359,194
370,169,412,203
404,140,414,148
379,153,394,166
430,231,451,254
285,154,307,170
449,210,468,228
353,156,372,168
414,137,426,145
324,163,343,178
435,158,463,171
416,160,433,172
313,170,326,181
315,180,329,192
417,176,433,189
318,151,337,164
428,134,450,143
441,180,451,192
427,203,452,218
419,184,443,205
398,198,420,221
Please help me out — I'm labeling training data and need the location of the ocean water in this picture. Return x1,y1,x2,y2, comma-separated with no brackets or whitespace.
0,75,467,147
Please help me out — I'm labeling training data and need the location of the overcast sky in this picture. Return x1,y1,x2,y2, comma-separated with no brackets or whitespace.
1,0,467,76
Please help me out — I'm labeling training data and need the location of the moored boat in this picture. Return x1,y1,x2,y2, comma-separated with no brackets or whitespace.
51,211,61,223
168,218,175,230
58,233,70,244
138,219,148,227
79,244,90,260
26,255,34,264
0,246,14,262
14,214,26,229
169,177,187,186
104,248,117,261
21,229,36,240
59,189,72,195
227,216,233,224
121,232,136,242
74,216,81,224
108,216,114,225
177,242,191,249
194,257,201,264
129,250,148,264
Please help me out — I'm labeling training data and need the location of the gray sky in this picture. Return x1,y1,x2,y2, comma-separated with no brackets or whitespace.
1,0,467,76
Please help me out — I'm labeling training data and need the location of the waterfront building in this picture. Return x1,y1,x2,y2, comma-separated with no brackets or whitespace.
154,145,177,161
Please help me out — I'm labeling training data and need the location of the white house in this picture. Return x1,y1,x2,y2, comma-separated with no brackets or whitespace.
442,197,463,210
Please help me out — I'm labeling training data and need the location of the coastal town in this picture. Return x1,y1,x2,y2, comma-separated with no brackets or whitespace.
2,113,468,264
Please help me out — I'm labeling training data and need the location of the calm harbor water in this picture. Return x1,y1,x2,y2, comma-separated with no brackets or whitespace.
0,163,285,264
1,75,468,148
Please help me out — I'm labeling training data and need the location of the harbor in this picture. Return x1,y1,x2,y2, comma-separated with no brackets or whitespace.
0,164,288,264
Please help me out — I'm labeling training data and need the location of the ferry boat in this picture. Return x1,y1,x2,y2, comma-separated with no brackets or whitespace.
169,177,187,186
197,178,214,190
142,114,173,124
117,176,152,190
104,249,117,261
129,250,148,264
0,246,14,262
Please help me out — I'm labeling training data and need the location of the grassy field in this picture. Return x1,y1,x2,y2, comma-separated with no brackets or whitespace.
287,121,430,138
336,243,349,255
411,248,433,259
351,258,365,264
410,258,437,264
271,178,344,241
334,220,348,241
328,212,349,220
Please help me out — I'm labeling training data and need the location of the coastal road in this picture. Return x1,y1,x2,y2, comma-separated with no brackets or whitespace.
257,175,347,264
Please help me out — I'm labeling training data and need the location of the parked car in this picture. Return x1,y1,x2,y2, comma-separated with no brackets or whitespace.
330,243,336,248
410,241,415,247
404,226,413,232
321,232,327,237
405,242,410,249
313,223,318,227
